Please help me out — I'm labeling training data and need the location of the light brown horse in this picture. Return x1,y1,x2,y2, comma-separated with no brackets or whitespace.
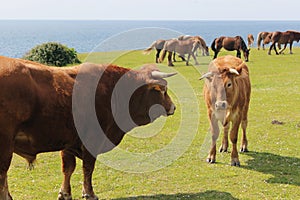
268,30,300,55
160,38,201,66
211,36,250,62
178,35,209,56
247,34,254,48
257,31,272,50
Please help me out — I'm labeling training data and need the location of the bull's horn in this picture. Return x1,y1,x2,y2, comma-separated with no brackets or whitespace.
199,72,213,80
229,68,239,75
151,71,177,79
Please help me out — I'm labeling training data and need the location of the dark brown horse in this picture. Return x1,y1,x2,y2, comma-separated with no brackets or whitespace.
268,30,300,55
211,36,250,62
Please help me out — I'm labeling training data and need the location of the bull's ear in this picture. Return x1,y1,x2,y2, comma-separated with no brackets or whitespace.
148,84,162,91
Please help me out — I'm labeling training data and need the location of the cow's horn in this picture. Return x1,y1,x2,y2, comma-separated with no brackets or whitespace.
229,68,239,75
199,72,213,80
151,71,177,79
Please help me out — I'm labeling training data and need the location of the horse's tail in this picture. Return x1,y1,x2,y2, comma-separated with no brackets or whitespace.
211,38,217,52
257,32,262,50
143,41,156,55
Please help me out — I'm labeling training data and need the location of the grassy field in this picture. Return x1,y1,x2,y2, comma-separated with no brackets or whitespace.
8,47,300,200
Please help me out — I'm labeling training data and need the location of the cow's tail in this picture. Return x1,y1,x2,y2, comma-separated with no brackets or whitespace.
257,32,262,50
211,38,217,52
143,41,156,55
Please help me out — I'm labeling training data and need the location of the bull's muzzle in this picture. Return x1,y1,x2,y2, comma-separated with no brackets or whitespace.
167,103,176,115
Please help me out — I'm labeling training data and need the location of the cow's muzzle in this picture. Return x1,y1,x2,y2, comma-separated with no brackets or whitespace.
215,101,227,110
167,104,176,116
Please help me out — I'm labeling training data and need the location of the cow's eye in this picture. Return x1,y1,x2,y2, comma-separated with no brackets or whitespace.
226,82,232,88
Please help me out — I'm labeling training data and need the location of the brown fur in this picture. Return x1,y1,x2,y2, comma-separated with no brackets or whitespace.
0,56,176,199
247,34,254,48
211,36,250,62
268,30,300,55
178,35,209,56
202,55,251,166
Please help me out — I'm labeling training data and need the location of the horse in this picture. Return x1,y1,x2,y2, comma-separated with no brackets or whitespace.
178,35,209,56
159,38,201,66
268,30,300,55
247,34,254,48
143,39,185,63
211,36,250,62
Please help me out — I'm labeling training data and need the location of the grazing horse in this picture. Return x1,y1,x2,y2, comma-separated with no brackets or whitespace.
178,35,210,56
247,34,254,48
211,36,250,62
160,38,201,66
268,30,300,55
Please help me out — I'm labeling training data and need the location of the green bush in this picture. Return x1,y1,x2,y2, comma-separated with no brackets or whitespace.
23,42,81,67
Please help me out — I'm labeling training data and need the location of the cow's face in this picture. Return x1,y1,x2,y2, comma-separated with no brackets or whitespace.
129,66,176,126
201,67,241,124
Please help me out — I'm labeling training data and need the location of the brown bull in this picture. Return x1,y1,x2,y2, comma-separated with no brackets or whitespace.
0,56,176,200
200,55,251,166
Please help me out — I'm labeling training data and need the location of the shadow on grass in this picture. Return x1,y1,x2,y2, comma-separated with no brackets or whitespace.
242,151,300,186
112,190,239,200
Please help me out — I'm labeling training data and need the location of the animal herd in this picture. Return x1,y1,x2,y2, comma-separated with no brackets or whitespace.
144,30,300,66
0,30,299,200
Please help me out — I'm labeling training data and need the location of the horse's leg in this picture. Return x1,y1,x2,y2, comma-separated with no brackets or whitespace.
268,43,276,55
273,43,279,55
213,50,219,59
172,51,177,62
279,43,287,54
289,42,293,54
155,49,161,63
236,50,241,58
179,55,186,61
186,54,191,66
167,51,174,66
191,52,199,65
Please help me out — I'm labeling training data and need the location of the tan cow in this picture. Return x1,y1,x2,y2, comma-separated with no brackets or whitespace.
200,55,251,166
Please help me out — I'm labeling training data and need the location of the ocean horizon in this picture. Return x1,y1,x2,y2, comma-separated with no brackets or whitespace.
1,20,300,58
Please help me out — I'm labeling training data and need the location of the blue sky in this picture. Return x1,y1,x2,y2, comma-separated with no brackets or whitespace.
0,0,299,20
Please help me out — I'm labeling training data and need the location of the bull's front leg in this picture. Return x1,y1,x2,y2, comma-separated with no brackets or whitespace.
230,118,242,166
207,116,220,163
58,150,76,200
82,149,98,200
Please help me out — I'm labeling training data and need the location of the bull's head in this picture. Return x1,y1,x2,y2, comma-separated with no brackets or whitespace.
129,64,177,126
200,63,243,125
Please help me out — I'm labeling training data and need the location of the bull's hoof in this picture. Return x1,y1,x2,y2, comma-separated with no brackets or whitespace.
206,158,216,164
58,191,72,200
240,147,249,153
231,160,240,167
82,194,99,200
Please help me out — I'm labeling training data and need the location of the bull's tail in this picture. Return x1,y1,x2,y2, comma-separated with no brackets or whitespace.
211,38,217,52
143,41,156,55
257,32,262,50
159,49,167,63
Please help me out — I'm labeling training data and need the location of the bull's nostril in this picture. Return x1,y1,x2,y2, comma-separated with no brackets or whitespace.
222,102,226,108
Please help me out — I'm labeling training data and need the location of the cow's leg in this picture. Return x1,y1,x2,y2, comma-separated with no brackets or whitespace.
207,117,219,163
58,151,76,200
0,134,13,200
240,119,248,153
230,119,241,166
82,149,98,200
219,123,230,152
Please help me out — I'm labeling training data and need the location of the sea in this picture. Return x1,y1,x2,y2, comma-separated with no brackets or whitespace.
1,20,300,58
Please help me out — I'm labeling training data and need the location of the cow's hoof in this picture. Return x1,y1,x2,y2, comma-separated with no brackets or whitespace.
58,190,72,200
219,146,228,153
240,147,249,153
82,194,99,200
206,158,216,164
231,160,240,167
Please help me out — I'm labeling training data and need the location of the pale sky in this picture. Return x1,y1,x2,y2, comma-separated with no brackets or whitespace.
0,0,299,20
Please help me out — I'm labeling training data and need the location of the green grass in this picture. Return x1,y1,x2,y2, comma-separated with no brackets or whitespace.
8,48,300,199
